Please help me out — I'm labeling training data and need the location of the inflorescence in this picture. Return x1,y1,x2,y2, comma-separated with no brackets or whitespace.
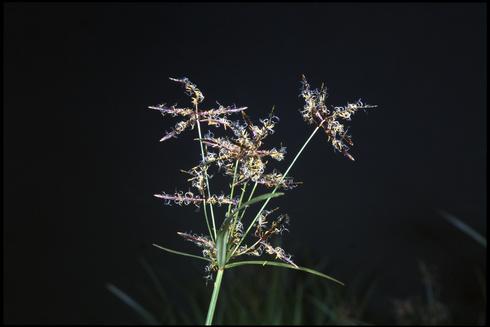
150,76,375,280
300,75,377,161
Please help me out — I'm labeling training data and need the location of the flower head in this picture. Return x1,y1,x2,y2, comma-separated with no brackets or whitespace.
300,75,377,161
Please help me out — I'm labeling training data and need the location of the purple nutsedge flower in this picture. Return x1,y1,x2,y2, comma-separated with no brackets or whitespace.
149,76,376,285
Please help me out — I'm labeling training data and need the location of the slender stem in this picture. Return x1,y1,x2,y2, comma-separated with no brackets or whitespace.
237,182,248,208
231,182,248,229
204,145,217,240
205,269,224,325
230,123,325,258
236,237,262,256
226,160,239,218
202,201,214,243
227,181,248,260
195,104,217,240
228,181,256,260
238,181,258,223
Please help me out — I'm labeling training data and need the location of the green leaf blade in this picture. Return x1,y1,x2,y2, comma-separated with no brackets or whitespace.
438,210,487,248
235,192,285,212
224,260,344,286
106,283,159,325
216,215,233,268
152,244,211,262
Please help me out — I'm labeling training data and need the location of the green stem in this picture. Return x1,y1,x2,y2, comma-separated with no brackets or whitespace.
230,122,324,257
238,181,258,223
205,269,224,325
229,182,248,235
202,201,214,243
195,105,217,240
226,160,240,218
237,182,248,211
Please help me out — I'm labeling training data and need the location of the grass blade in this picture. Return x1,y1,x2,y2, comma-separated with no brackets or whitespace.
152,244,211,262
266,269,283,324
308,296,335,320
106,283,159,325
293,283,304,325
188,294,205,323
139,257,167,302
235,192,285,212
224,260,344,286
217,215,233,268
216,229,229,268
437,210,487,248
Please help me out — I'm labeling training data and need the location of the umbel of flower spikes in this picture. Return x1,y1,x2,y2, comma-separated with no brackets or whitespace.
149,77,299,194
148,76,376,280
148,77,301,278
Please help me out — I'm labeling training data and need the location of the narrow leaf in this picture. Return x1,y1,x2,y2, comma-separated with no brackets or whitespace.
139,257,167,302
224,260,344,286
106,283,159,325
188,294,205,323
235,192,285,212
438,210,487,248
216,216,233,268
308,296,335,320
293,283,304,325
152,244,211,262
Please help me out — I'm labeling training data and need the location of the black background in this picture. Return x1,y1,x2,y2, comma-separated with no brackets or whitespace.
4,3,486,324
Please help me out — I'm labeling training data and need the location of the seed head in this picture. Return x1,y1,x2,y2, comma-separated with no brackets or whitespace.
300,75,376,161
150,76,377,281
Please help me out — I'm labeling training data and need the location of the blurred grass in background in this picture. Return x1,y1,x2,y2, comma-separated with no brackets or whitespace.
108,212,486,325
109,257,372,325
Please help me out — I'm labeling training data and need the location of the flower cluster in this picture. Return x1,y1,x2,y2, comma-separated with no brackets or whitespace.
300,75,377,161
154,191,237,207
233,209,297,267
148,102,247,142
150,76,375,280
148,77,247,142
149,77,300,278
199,131,287,186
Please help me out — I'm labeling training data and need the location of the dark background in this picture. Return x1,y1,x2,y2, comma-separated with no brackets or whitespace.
3,3,486,324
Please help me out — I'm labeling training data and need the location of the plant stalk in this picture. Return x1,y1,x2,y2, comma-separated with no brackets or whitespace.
195,104,217,240
238,181,258,223
229,181,248,240
205,269,224,325
226,160,240,218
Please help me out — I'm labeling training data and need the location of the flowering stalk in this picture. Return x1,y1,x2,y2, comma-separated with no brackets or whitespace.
226,160,240,218
195,104,218,240
149,76,376,325
238,181,258,223
205,268,224,325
